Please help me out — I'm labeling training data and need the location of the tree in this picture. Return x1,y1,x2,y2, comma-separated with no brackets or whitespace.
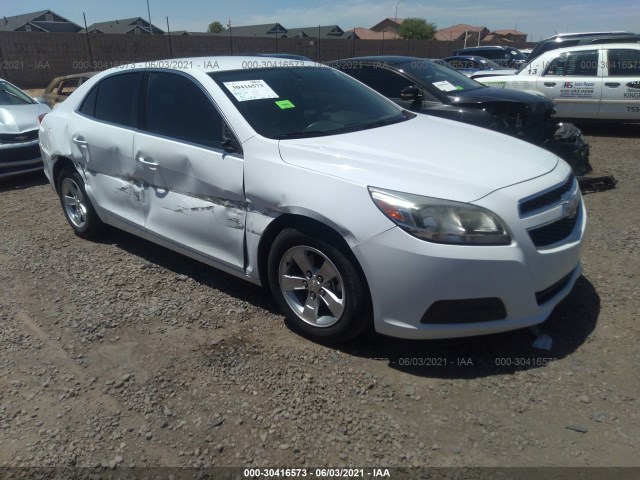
398,17,437,40
207,21,224,33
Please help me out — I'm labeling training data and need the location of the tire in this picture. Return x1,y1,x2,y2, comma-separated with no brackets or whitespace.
267,227,371,343
57,167,104,239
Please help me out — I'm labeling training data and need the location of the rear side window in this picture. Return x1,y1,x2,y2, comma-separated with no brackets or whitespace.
607,49,640,76
78,86,98,116
145,72,223,149
88,73,142,127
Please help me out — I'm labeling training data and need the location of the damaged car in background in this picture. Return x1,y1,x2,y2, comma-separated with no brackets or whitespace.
1,78,51,179
328,56,592,177
39,57,585,343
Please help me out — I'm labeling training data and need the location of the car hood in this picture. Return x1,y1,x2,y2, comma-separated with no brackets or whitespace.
447,86,553,108
0,103,50,134
278,115,559,203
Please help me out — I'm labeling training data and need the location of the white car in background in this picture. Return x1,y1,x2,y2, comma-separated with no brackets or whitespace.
39,57,585,343
0,79,51,178
476,43,640,121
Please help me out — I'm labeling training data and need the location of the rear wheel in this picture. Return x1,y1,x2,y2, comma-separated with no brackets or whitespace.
57,168,104,238
267,227,370,343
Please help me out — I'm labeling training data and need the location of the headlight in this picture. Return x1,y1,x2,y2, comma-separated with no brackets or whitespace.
369,187,511,246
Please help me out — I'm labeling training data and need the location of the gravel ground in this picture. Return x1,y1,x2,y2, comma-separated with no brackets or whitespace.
0,124,638,474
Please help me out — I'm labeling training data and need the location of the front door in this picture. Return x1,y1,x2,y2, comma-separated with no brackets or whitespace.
133,71,246,270
535,48,603,118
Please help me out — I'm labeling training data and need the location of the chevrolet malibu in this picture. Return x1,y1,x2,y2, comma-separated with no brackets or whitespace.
39,57,585,343
1,78,51,179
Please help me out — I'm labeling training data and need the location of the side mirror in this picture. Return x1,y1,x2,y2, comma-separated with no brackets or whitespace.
221,124,241,154
400,85,422,102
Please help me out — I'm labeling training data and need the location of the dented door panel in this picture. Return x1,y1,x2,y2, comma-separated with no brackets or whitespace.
68,114,142,226
132,131,246,270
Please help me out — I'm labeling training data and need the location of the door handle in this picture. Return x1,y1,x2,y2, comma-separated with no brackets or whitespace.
136,155,158,170
604,82,620,87
543,82,556,87
72,136,87,146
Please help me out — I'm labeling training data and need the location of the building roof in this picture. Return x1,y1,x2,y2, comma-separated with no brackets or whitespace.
369,18,404,32
81,17,164,34
0,10,82,32
493,29,526,36
433,23,487,41
286,25,347,39
225,23,287,38
348,27,400,40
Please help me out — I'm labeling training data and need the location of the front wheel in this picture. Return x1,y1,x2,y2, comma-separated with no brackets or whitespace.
267,228,371,343
57,168,104,239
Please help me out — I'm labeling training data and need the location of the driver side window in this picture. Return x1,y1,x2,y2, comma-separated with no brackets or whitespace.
145,72,224,149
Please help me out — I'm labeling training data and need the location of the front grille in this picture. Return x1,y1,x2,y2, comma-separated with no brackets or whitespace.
520,175,575,216
421,298,507,324
0,144,41,163
536,271,574,305
0,129,39,144
528,205,581,248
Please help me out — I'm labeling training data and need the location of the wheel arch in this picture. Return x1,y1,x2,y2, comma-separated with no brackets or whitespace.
51,155,77,193
256,214,372,306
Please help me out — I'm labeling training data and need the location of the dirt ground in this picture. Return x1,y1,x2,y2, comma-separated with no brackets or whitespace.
0,122,638,477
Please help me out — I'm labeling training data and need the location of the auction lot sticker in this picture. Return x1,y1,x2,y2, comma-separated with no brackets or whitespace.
223,80,279,101
560,81,595,98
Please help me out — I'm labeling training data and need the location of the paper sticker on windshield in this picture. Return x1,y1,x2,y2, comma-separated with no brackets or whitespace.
432,80,457,92
275,100,295,109
223,80,278,101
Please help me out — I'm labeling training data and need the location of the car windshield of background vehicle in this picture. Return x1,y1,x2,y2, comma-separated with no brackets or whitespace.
397,60,483,93
0,80,37,106
210,67,411,139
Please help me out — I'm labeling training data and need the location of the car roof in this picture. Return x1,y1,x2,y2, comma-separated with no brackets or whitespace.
329,56,429,64
456,46,517,51
101,56,317,75
537,42,640,55
444,55,491,62
545,31,633,40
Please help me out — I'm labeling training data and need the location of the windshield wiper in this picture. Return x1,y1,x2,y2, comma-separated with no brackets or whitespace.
272,130,332,140
345,115,410,132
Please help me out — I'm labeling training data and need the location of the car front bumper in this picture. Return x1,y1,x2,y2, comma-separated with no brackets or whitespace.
353,168,585,340
0,140,43,179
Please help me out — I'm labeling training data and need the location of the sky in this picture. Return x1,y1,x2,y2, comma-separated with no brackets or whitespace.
2,0,639,41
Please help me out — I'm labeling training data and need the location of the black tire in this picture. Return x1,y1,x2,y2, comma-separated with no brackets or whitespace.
267,227,371,343
57,167,104,239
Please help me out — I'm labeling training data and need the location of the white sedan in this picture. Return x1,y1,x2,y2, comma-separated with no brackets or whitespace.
39,57,584,342
476,43,640,121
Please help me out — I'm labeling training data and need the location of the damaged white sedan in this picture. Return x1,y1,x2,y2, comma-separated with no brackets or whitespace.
39,57,585,343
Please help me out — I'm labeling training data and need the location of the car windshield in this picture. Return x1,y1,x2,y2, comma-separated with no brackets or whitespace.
210,66,411,139
0,80,36,106
396,59,484,92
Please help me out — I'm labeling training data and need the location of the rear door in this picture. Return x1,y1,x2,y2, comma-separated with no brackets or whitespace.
133,71,246,269
69,72,144,226
535,48,603,118
598,47,640,120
